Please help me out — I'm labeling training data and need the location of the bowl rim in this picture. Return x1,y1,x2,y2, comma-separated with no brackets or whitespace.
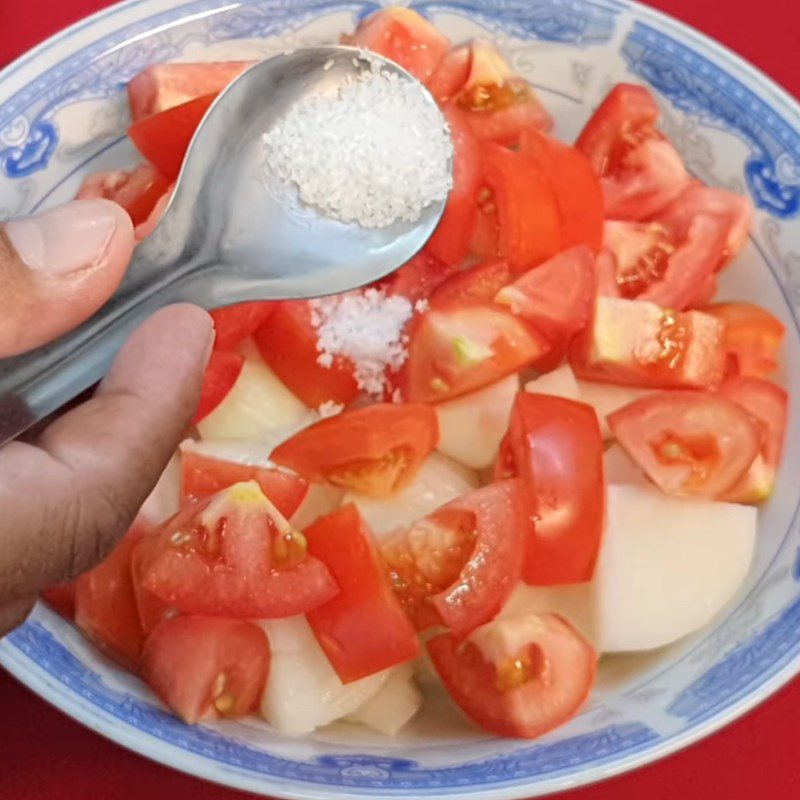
1,0,800,797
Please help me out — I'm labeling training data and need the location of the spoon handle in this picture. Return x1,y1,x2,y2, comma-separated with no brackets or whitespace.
0,246,197,446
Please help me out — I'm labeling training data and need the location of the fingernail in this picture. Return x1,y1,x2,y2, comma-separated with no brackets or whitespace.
5,199,121,276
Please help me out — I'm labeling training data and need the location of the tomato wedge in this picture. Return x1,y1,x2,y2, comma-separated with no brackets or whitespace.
76,163,170,227
494,393,604,585
304,505,420,682
181,451,308,518
271,404,438,498
127,61,252,121
453,41,552,145
495,246,595,349
425,105,482,266
520,130,604,253
576,84,689,220
74,522,149,668
571,297,726,390
141,482,338,618
211,302,275,351
253,300,358,408
130,531,175,635
608,391,763,498
128,92,217,181
345,7,450,84
141,615,269,724
398,303,550,403
192,349,245,425
381,479,529,635
427,612,596,738
719,377,788,503
703,302,785,378
377,250,458,303
481,143,562,272
41,582,76,620
428,44,471,103
655,182,753,268
430,259,512,309
600,216,727,310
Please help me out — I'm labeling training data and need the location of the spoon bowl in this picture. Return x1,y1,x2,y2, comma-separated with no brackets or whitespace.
0,45,450,443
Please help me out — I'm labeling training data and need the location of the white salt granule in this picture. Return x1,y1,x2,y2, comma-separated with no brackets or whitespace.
262,61,453,228
317,400,344,418
310,288,414,396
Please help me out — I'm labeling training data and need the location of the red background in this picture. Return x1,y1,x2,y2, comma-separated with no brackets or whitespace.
1,1,799,798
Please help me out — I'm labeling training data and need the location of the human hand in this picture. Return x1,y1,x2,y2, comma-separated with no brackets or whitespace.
0,200,213,635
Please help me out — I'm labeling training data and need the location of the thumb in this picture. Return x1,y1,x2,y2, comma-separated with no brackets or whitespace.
0,199,135,358
0,304,214,599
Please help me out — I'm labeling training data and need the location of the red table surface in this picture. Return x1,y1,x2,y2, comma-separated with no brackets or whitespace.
1,1,800,798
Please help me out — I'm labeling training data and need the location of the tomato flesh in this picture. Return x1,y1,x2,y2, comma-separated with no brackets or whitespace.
141,615,269,724
430,259,512,309
271,404,438,498
576,84,689,220
41,582,77,620
719,377,788,503
346,7,450,83
495,246,595,350
127,61,252,121
377,250,459,304
211,302,275,351
181,450,308,519
75,522,149,668
304,505,420,682
608,391,763,498
571,297,726,390
128,92,218,181
381,479,529,635
192,349,244,425
398,303,550,403
253,300,358,408
141,482,338,618
495,393,605,585
703,302,785,379
76,163,170,227
427,612,596,738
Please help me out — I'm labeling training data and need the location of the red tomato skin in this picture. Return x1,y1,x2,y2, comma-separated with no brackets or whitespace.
128,92,217,181
76,163,170,227
271,404,439,497
497,393,605,585
608,390,763,498
127,61,253,121
719,377,788,502
181,451,308,519
304,505,420,683
576,84,689,221
253,301,358,408
481,143,562,273
520,130,604,253
192,350,244,425
74,523,149,668
427,613,596,738
142,485,339,619
345,8,450,83
377,250,459,303
426,105,482,266
140,615,269,724
41,582,77,620
494,246,595,349
703,302,786,379
432,479,529,636
211,302,275,351
430,259,513,309
399,303,551,403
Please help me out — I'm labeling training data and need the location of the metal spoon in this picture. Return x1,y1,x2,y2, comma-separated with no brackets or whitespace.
0,46,450,444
